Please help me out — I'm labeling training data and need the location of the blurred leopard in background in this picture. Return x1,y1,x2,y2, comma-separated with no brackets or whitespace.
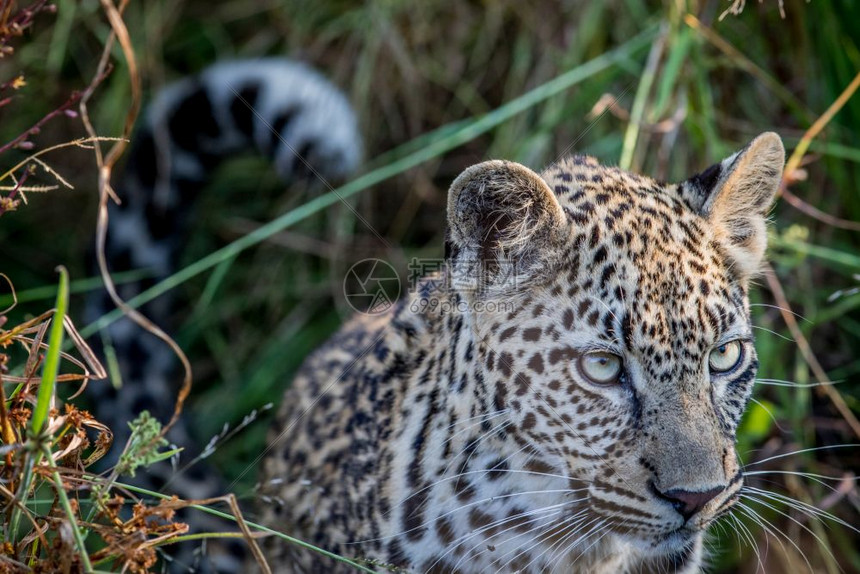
86,59,361,572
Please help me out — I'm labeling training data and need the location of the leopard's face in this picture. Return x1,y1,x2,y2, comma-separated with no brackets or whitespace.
471,169,756,558
446,134,784,566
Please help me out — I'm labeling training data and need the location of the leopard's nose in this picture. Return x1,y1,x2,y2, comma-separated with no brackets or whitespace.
656,486,724,521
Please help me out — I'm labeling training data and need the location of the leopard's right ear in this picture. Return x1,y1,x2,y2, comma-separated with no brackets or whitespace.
446,160,567,295
679,132,785,279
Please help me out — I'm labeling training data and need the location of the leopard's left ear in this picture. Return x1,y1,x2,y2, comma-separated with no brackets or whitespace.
446,160,567,296
680,132,785,279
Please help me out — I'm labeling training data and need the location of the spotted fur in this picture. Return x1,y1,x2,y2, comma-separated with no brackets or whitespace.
259,133,785,573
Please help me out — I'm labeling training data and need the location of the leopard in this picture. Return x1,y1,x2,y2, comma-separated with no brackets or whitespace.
256,132,786,573
86,56,786,573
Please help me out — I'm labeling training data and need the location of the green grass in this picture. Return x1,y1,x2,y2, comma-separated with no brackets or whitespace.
1,0,859,571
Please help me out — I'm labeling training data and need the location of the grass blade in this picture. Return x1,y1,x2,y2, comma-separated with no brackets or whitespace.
30,266,68,436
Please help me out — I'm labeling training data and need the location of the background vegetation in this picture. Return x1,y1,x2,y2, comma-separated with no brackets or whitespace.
0,0,858,571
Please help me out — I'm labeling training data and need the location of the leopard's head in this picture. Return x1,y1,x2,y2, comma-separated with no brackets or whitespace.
444,133,784,566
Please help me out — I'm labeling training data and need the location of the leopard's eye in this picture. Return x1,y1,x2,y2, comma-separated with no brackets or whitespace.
709,340,743,373
579,351,623,384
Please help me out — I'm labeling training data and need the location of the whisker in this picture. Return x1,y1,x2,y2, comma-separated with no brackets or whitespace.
755,377,842,388
386,442,571,524
726,512,765,573
586,295,621,328
542,522,586,573
465,496,586,550
475,509,592,570
750,324,795,342
439,503,583,573
447,417,515,475
416,434,529,522
736,501,814,573
565,517,615,570
496,518,602,574
489,513,600,574
548,516,615,573
399,464,580,520
740,509,768,573
743,486,860,534
746,469,856,482
743,472,858,514
741,492,840,568
442,409,510,435
749,303,812,323
461,508,591,573
449,418,516,482
749,398,789,433
747,444,860,467
434,410,512,461
525,511,598,572
351,486,585,545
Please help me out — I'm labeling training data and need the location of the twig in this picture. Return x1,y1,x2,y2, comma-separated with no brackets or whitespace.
79,0,192,438
0,136,124,187
0,272,16,314
763,264,860,440
0,0,52,53
0,166,30,215
780,70,860,194
780,189,860,232
223,493,272,574
0,88,83,157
